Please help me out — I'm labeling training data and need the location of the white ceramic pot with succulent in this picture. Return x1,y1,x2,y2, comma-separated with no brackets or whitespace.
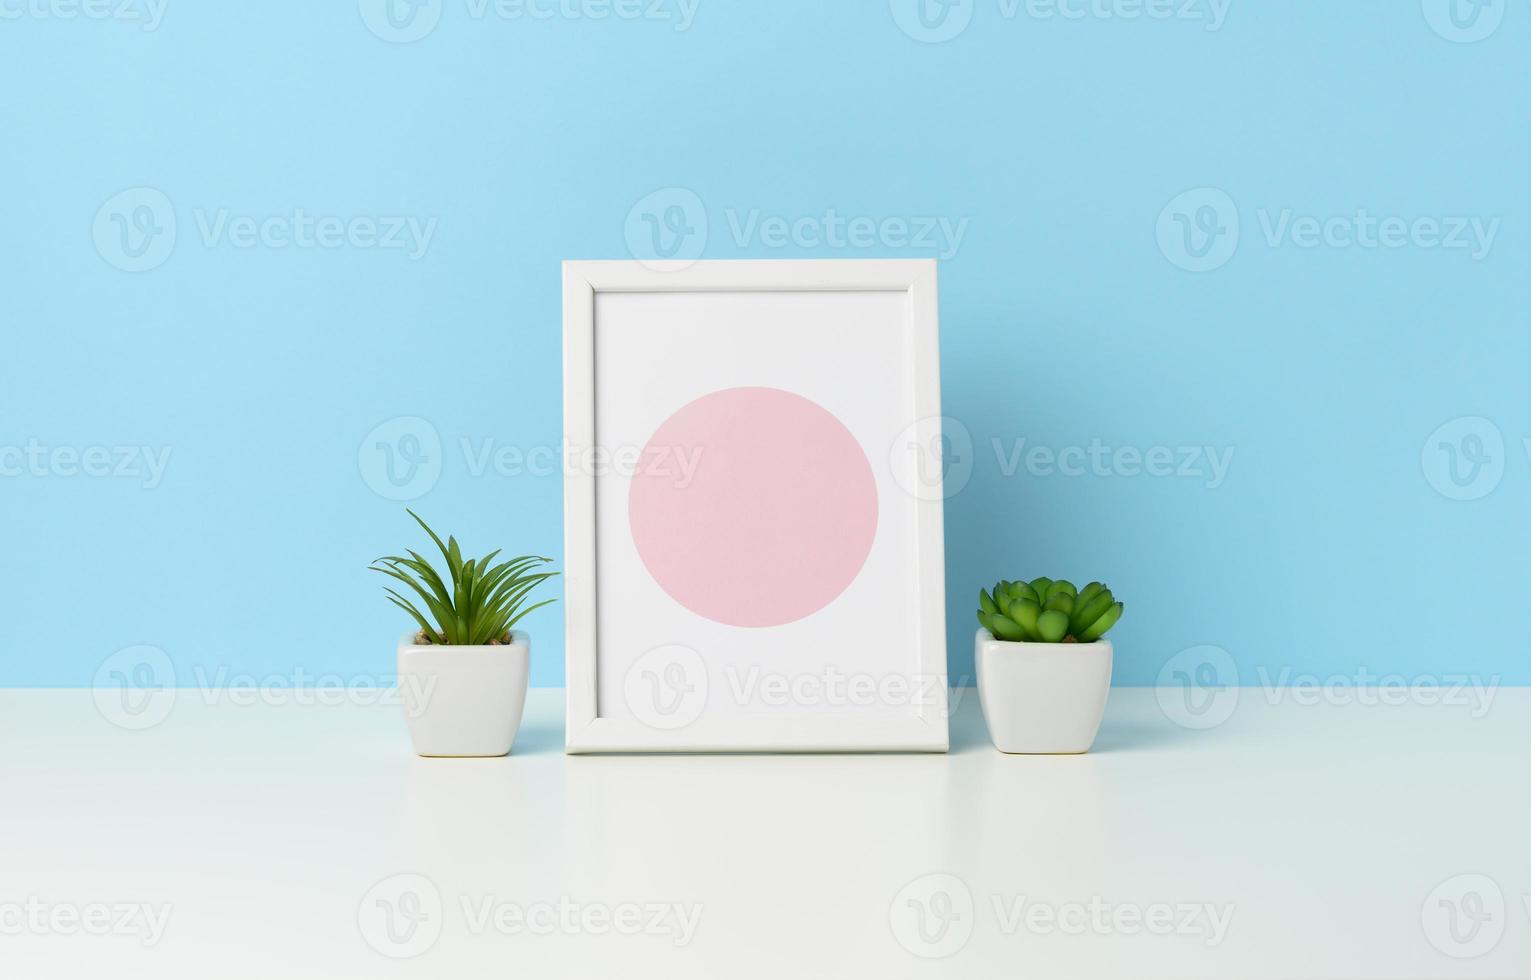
974,577,1124,754
372,510,558,758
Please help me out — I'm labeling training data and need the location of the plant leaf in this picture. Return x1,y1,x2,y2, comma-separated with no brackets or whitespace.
384,591,441,644
503,596,557,630
371,562,453,635
402,550,454,609
384,513,557,646
406,509,455,574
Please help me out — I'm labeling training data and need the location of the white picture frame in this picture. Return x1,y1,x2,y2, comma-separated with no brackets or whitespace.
563,259,947,753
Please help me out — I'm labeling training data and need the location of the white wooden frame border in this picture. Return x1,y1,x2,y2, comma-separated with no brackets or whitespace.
563,259,947,753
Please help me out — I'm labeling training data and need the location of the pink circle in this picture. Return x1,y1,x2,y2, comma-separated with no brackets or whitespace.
629,387,879,628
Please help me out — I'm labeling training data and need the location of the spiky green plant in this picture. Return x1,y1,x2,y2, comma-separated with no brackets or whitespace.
371,510,558,646
978,578,1123,644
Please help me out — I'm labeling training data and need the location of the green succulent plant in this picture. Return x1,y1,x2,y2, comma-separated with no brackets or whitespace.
978,578,1123,644
371,510,559,646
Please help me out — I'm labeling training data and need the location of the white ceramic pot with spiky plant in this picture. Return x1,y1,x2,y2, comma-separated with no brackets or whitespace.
974,577,1124,754
372,510,558,758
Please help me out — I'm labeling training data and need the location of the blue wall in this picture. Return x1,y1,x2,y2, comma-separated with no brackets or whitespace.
3,1,1527,687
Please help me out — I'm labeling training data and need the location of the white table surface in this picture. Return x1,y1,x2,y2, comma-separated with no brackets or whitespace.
3,687,1526,979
